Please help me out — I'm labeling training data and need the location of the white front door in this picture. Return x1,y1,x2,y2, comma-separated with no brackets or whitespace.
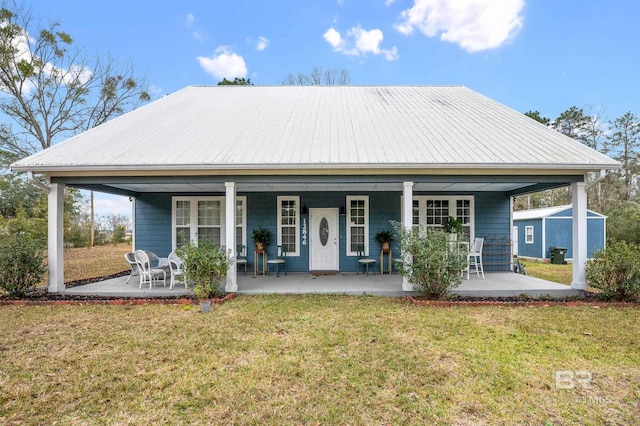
309,208,339,271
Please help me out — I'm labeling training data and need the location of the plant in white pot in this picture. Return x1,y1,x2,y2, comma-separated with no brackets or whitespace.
443,216,463,240
177,239,233,312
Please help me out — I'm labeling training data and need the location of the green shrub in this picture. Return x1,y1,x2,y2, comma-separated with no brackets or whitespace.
0,232,46,297
586,241,640,301
392,221,467,299
176,239,233,299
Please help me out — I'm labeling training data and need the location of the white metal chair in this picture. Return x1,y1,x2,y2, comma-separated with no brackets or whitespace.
267,245,287,277
145,250,162,267
236,245,248,275
168,250,187,290
466,237,485,279
124,252,139,284
356,245,376,275
134,250,166,289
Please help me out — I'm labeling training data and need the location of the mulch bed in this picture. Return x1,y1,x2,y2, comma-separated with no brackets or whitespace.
406,293,639,307
0,292,236,306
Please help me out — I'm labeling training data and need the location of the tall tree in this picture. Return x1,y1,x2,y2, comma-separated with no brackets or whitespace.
0,1,150,159
547,107,595,206
605,112,640,201
524,110,550,125
217,77,253,86
551,106,590,140
0,1,149,247
282,66,352,86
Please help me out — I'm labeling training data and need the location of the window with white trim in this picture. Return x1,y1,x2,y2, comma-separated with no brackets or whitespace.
172,196,245,250
236,197,247,254
173,197,224,247
525,226,534,244
412,199,420,230
196,199,221,244
277,196,300,256
347,195,369,255
412,196,474,240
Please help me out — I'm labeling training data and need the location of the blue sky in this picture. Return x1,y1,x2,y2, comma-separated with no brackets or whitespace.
33,0,640,217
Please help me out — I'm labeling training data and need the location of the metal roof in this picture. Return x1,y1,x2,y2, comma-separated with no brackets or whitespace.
11,85,619,173
513,205,606,220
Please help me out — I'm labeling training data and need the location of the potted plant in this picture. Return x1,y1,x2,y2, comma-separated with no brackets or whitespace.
176,239,233,313
374,230,395,251
443,216,463,239
251,226,271,252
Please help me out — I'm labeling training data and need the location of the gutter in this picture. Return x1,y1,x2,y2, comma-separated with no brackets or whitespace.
27,171,50,193
586,169,607,191
12,162,621,174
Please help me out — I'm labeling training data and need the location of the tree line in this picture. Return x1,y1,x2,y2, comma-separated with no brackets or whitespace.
521,107,639,243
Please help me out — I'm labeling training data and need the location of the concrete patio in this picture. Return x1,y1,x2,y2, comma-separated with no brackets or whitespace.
63,272,582,298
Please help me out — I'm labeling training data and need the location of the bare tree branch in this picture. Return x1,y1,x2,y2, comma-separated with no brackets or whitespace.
0,1,149,159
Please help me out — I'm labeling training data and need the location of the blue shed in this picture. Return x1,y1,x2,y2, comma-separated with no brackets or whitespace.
513,205,606,260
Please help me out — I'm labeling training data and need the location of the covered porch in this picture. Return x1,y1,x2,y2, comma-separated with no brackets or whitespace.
11,86,618,297
63,272,582,299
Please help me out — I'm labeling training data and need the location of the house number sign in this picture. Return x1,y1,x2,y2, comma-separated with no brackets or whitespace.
302,218,307,246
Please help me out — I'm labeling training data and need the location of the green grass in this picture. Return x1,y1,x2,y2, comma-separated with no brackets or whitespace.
519,259,573,285
1,295,638,425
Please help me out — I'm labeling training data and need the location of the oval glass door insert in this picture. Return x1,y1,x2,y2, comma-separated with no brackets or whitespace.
319,217,329,246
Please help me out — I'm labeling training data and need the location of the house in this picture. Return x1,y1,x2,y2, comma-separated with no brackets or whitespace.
11,85,619,293
513,205,606,260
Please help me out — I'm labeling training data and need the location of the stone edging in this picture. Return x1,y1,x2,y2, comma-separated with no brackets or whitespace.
0,293,236,307
405,295,638,307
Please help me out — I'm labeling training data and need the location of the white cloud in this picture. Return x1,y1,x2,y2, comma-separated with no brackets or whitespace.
256,36,269,51
394,0,524,52
185,13,203,41
197,46,247,80
323,26,398,61
323,28,344,49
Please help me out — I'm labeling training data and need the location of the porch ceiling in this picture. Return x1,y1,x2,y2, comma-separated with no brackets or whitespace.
57,172,581,197
68,180,563,196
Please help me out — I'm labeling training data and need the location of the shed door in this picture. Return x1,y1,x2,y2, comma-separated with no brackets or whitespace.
309,208,339,271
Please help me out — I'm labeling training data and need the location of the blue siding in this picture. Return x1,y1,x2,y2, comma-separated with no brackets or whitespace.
134,193,173,257
546,217,605,258
135,190,513,273
516,219,543,258
546,218,571,257
473,192,512,272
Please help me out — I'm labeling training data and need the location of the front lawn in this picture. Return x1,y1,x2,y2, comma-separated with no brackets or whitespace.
518,259,573,285
1,296,638,424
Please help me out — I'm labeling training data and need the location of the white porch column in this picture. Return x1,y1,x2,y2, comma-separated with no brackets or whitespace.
571,182,588,290
402,181,414,291
225,182,238,292
48,183,65,293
